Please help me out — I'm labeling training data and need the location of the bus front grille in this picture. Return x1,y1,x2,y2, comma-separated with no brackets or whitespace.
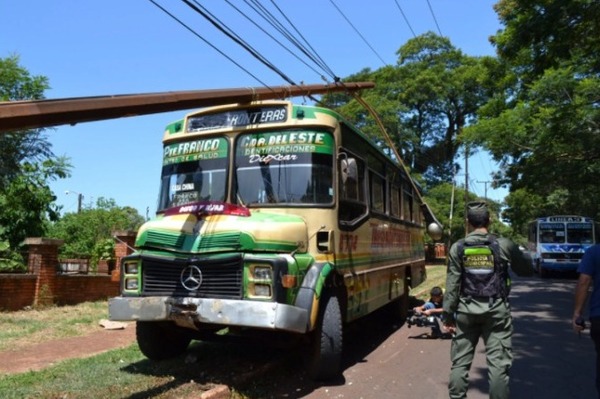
544,252,584,260
141,255,243,299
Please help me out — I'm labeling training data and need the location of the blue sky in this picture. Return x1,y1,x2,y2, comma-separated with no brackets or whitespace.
1,0,505,217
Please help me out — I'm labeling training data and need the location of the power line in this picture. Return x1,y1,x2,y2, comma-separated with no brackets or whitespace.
393,0,417,38
328,0,389,66
426,0,443,36
223,0,325,79
181,0,298,86
263,0,338,81
147,0,270,88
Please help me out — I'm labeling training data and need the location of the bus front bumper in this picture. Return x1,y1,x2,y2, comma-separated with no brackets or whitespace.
108,296,309,334
540,260,580,271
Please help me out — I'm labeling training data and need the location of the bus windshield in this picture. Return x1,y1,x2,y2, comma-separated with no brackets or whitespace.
539,223,565,243
157,137,229,211
234,130,334,206
567,223,594,244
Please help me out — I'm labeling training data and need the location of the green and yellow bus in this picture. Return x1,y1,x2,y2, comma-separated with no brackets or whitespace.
109,99,442,380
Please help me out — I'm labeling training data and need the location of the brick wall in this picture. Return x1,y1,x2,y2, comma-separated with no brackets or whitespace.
0,274,37,310
0,232,136,311
54,275,120,305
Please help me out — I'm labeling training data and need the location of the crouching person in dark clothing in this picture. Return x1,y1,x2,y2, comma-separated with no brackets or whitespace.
411,286,447,338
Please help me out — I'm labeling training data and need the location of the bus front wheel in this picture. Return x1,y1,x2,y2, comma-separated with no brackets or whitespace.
136,321,192,360
306,291,343,381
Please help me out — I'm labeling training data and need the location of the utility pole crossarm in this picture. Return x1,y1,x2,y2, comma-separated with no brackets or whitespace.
476,180,492,201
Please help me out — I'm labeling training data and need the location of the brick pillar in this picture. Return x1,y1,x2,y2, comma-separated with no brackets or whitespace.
24,237,64,307
112,230,137,282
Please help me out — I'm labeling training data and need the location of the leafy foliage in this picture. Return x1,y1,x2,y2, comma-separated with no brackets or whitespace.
0,240,26,273
323,33,497,188
0,159,70,248
0,55,54,187
465,1,600,230
0,55,72,250
47,197,145,265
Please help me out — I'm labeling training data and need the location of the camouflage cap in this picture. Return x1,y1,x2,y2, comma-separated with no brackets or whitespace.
467,201,490,226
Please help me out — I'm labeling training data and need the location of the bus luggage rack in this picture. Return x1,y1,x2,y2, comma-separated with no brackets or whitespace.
141,256,243,299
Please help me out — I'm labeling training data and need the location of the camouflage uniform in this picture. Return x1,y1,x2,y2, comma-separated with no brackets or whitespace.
443,231,533,399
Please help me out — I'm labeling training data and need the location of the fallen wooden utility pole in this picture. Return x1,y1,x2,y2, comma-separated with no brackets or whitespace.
0,82,374,133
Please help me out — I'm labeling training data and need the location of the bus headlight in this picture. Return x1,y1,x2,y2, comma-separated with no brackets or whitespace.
125,278,139,290
253,284,272,297
253,265,272,280
125,262,138,274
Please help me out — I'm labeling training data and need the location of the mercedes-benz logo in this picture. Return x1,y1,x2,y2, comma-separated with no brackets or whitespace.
180,265,203,291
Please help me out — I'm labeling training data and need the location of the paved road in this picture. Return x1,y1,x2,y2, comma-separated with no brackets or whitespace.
293,273,596,399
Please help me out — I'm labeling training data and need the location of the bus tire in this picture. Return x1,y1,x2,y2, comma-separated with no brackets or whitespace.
136,321,191,360
539,266,548,278
306,291,343,381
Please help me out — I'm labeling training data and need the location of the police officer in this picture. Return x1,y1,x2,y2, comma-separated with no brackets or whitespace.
442,201,533,399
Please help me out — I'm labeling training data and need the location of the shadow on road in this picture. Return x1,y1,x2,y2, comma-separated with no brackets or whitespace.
119,298,416,399
119,273,598,399
509,273,595,399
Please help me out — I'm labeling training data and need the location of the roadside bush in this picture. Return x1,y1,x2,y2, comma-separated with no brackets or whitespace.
0,240,26,273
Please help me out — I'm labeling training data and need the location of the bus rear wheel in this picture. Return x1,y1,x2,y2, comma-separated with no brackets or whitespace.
306,291,343,381
136,321,192,360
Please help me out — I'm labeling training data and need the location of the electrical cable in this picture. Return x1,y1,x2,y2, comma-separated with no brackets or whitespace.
182,0,298,86
328,0,389,66
147,0,271,89
426,0,443,36
393,0,417,38
223,0,325,79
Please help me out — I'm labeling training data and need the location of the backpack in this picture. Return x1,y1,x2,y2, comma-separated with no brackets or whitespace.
457,235,510,300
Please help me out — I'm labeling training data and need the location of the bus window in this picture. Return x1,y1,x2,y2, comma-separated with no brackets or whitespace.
158,160,227,210
567,223,594,244
390,185,400,217
338,154,367,223
403,185,413,222
234,131,334,205
340,157,359,200
370,171,385,213
539,223,565,243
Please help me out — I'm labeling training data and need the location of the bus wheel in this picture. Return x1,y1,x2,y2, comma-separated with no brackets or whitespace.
306,291,343,381
136,321,191,360
539,266,548,278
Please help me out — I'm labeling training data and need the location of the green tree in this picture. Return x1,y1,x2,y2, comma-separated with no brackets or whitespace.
424,183,511,246
47,197,145,265
0,159,70,248
324,33,498,187
465,1,600,230
0,55,71,250
0,55,54,186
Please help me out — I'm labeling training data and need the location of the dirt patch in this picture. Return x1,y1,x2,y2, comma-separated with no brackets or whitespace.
0,323,137,375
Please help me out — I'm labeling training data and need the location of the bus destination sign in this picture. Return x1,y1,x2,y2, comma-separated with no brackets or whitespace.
548,216,585,222
187,106,287,132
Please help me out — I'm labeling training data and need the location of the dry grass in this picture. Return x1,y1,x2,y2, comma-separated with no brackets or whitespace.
0,301,108,351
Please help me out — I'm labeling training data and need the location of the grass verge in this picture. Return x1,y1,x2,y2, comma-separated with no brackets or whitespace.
411,264,447,301
0,266,448,398
0,301,109,351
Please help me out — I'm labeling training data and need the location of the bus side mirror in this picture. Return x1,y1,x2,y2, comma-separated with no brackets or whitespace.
427,222,443,241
